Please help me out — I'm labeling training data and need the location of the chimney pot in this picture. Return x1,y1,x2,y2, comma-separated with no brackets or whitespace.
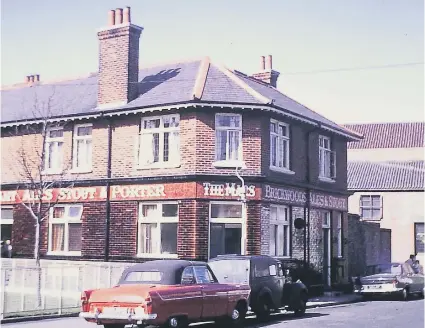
25,76,31,83
34,74,40,82
108,10,116,26
260,56,265,71
115,8,123,25
30,75,35,83
266,55,273,70
123,7,131,23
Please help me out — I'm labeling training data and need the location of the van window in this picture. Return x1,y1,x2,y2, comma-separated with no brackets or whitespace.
254,261,269,277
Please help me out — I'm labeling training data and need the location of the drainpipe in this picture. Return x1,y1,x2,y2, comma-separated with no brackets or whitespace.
104,118,112,262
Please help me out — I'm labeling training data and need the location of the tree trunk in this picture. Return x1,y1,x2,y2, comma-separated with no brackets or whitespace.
34,220,42,309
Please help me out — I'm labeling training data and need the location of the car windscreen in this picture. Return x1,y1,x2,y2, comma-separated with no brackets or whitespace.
369,264,402,275
123,271,164,284
209,259,250,284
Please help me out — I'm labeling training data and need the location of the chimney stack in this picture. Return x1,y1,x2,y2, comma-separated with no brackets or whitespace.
97,7,144,108
251,55,280,88
25,74,40,85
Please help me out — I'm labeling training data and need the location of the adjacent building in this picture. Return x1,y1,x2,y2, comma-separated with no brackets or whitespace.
0,7,361,287
345,122,424,263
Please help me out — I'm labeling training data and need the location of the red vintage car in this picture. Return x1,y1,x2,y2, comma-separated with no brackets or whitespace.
79,259,251,328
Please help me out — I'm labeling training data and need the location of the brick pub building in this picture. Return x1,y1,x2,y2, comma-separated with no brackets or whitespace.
1,7,361,287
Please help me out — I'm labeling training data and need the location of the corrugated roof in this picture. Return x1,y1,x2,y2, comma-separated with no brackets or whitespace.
344,122,424,149
1,59,358,139
347,160,425,191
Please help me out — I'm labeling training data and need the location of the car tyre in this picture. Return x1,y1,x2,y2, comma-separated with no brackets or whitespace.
293,294,307,317
254,295,272,321
164,316,188,328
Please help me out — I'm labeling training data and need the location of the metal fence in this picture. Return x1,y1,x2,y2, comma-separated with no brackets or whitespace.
1,259,132,319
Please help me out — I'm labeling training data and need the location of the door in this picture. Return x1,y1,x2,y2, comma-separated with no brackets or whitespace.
178,266,203,320
269,262,284,308
193,265,228,318
323,227,331,287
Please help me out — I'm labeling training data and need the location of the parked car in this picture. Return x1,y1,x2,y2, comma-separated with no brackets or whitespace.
208,255,308,320
79,259,251,328
353,262,425,300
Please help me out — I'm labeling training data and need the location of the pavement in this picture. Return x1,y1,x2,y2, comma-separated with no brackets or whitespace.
1,293,361,324
2,298,424,327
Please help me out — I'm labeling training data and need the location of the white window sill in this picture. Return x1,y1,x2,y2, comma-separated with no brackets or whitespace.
47,251,82,256
42,170,64,175
213,160,245,169
137,253,178,259
270,166,295,175
70,168,93,174
319,176,336,183
137,162,181,170
272,255,291,259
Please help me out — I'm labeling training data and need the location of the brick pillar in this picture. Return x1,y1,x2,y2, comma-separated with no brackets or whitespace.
247,201,261,255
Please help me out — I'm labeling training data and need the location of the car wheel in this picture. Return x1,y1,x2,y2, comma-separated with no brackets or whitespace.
254,296,272,321
229,303,247,327
164,316,188,328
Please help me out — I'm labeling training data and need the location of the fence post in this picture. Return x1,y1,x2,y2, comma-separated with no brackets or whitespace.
20,268,25,312
58,267,63,315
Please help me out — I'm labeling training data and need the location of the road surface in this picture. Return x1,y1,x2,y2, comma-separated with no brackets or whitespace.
3,298,424,328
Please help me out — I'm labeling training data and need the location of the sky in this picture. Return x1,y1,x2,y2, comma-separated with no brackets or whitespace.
1,0,424,124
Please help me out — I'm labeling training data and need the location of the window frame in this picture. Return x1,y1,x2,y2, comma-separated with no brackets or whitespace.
48,204,83,256
318,135,336,181
137,114,180,169
336,212,343,258
72,123,93,172
1,206,14,225
269,119,293,174
137,202,179,258
208,201,246,259
213,113,243,166
414,222,424,255
269,204,291,258
44,126,64,173
359,195,383,220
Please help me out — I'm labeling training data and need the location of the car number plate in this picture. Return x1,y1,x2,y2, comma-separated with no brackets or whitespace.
102,307,128,315
366,285,382,290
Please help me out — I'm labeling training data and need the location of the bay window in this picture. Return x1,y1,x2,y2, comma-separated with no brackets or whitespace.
138,202,178,257
73,124,92,171
137,115,180,167
48,205,82,255
209,202,244,259
45,127,64,172
319,135,336,180
269,205,290,257
270,120,290,171
215,114,242,163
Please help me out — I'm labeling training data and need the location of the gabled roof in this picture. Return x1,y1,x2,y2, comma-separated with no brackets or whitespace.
347,160,425,191
1,58,360,140
343,122,424,149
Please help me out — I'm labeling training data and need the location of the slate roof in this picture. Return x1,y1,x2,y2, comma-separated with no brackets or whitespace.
1,58,360,139
347,160,425,191
343,122,424,149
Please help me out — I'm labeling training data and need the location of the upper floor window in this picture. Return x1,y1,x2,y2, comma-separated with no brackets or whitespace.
269,205,290,257
215,114,242,163
48,205,82,255
45,127,64,172
319,135,336,180
73,124,92,171
270,120,290,171
360,195,382,220
137,115,180,167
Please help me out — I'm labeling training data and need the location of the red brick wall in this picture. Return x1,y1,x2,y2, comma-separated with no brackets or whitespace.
81,202,107,259
178,200,197,259
247,201,261,255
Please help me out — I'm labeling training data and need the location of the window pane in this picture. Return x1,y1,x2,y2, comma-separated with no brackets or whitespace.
77,126,92,136
269,225,277,256
270,206,278,221
211,204,242,218
51,224,65,251
162,204,178,217
415,223,425,253
69,206,82,218
53,207,65,219
163,132,169,162
1,224,12,241
278,124,287,137
68,223,82,251
224,224,242,254
215,130,227,161
372,196,381,207
209,223,225,258
139,223,157,253
1,208,13,220
216,115,240,128
372,209,381,219
270,135,277,166
194,266,214,284
152,133,160,162
160,223,177,254
49,129,63,138
270,122,276,133
283,225,289,256
144,119,160,129
228,131,240,160
141,204,157,218
361,196,371,207
181,266,196,285
361,209,371,219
